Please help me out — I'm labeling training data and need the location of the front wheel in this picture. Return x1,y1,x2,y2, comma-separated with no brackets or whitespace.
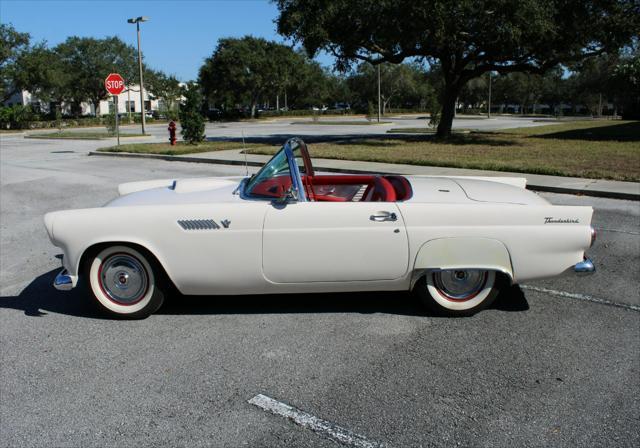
85,245,165,319
415,270,499,317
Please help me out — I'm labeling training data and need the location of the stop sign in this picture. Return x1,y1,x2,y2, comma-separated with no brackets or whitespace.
105,73,125,95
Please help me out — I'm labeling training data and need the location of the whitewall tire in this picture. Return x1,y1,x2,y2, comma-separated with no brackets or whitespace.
86,245,165,318
416,270,499,316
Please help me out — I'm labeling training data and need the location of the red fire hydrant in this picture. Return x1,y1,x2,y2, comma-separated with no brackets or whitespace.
168,121,177,146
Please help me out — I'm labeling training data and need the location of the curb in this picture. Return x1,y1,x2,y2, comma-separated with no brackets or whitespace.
90,150,267,168
89,151,640,201
25,134,153,140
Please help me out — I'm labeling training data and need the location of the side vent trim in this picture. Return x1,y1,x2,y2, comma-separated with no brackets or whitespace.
178,219,220,230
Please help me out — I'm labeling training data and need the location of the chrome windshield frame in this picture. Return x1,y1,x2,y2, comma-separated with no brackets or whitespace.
238,137,308,202
283,138,308,202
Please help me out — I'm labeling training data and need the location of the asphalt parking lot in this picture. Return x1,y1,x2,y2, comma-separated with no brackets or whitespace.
1,133,639,447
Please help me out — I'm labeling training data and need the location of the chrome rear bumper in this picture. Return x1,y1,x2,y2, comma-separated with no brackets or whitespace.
54,269,74,291
574,258,595,274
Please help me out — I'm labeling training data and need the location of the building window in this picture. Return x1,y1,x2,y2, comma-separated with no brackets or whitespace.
126,101,135,112
144,100,151,112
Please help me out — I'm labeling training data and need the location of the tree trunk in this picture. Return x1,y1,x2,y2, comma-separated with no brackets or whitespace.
250,101,257,118
436,86,458,138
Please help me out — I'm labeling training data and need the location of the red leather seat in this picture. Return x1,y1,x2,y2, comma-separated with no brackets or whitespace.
368,176,396,202
384,175,413,201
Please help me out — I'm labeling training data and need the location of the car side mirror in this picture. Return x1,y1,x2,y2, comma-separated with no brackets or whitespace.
275,185,298,204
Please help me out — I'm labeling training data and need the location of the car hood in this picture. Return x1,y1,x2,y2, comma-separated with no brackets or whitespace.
107,177,245,207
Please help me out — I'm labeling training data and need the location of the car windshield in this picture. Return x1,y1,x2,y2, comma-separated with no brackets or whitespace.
244,139,306,199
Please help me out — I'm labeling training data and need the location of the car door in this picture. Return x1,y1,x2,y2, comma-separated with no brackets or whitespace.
262,201,409,283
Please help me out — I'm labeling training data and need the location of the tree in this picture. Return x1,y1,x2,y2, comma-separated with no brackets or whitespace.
179,83,206,143
200,37,280,117
1,23,30,102
285,58,333,108
12,45,66,106
457,76,488,112
325,73,353,107
1,24,63,104
348,62,428,113
611,49,640,119
146,69,182,118
276,0,640,137
54,36,137,116
199,36,326,117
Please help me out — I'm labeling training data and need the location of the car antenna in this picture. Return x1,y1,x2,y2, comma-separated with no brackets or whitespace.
242,129,249,177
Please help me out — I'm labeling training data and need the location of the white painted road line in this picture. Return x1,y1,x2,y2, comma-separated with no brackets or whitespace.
596,227,640,236
248,394,384,448
521,285,640,312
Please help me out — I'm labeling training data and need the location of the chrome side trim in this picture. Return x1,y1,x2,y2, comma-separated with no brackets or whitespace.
574,258,596,274
54,269,74,291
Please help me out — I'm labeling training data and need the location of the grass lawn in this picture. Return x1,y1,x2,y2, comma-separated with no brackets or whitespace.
98,140,275,156
26,131,146,140
292,120,393,125
247,120,640,181
503,119,639,140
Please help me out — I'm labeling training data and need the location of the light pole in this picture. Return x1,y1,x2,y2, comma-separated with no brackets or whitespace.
487,71,492,119
127,16,149,134
377,64,381,123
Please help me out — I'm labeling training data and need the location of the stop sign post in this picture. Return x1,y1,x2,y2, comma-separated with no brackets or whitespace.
105,73,125,145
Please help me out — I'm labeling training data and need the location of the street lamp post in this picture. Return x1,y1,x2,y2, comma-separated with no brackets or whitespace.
127,16,149,134
488,71,492,119
377,64,381,123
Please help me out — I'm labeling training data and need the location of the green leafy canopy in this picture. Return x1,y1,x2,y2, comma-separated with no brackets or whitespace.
275,0,640,136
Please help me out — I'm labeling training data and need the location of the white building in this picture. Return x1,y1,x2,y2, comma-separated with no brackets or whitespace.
3,84,164,116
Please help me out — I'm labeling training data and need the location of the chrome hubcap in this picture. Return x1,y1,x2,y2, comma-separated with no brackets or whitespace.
433,270,487,300
100,254,148,305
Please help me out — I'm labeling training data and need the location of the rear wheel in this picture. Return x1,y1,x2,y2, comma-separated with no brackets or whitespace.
85,245,165,318
416,269,499,316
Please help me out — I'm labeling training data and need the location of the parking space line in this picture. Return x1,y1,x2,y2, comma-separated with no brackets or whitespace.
595,227,640,236
521,285,640,312
248,394,384,448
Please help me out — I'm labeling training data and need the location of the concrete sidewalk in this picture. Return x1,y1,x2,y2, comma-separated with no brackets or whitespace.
90,148,640,201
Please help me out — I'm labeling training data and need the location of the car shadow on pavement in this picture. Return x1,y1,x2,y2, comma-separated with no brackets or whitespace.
0,269,528,318
159,282,529,317
0,268,106,319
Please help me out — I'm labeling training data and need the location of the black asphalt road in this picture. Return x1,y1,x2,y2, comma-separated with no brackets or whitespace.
1,136,638,447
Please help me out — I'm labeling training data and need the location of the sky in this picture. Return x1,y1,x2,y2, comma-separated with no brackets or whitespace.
0,0,334,81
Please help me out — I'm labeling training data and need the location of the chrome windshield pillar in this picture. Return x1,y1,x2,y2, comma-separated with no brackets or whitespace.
283,138,307,202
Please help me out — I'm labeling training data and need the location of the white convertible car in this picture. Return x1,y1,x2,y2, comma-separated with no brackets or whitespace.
45,138,596,318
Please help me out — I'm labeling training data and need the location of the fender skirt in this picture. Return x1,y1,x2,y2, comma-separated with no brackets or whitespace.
412,237,514,288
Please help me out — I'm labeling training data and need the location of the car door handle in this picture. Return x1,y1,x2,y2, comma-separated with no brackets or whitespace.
370,211,397,222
